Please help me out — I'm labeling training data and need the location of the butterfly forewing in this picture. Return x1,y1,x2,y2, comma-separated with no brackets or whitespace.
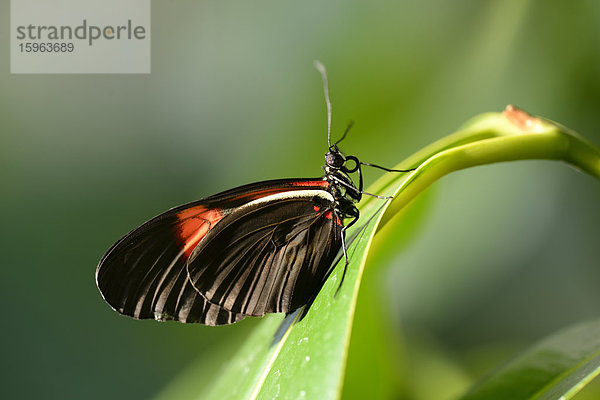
95,202,244,325
95,178,335,325
186,190,343,317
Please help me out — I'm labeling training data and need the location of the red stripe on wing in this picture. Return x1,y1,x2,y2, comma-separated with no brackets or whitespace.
176,206,225,258
289,180,329,188
175,180,329,258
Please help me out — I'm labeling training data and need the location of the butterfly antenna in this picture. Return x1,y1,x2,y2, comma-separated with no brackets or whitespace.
334,120,354,146
314,60,333,148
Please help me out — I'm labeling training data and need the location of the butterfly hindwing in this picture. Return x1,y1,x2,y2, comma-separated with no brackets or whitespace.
186,189,343,317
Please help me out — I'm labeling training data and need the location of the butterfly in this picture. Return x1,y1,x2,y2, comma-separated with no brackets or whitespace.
95,62,414,325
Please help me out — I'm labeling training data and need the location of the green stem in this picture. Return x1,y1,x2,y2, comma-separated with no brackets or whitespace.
363,107,600,231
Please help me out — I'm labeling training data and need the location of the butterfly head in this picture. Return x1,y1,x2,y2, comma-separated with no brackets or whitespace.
325,145,345,169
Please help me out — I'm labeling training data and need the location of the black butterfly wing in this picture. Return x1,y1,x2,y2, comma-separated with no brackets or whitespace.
186,189,343,317
96,178,333,325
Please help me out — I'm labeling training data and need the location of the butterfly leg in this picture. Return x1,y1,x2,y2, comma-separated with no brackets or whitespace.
360,161,416,173
335,206,359,296
330,175,392,199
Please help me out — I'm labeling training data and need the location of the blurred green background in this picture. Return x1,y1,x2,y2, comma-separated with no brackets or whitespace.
2,0,600,399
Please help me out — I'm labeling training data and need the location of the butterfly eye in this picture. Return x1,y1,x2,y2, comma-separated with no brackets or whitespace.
325,151,345,168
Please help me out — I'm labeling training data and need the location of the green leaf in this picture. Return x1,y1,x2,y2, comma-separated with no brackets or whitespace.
158,106,600,400
200,190,395,400
458,320,600,400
